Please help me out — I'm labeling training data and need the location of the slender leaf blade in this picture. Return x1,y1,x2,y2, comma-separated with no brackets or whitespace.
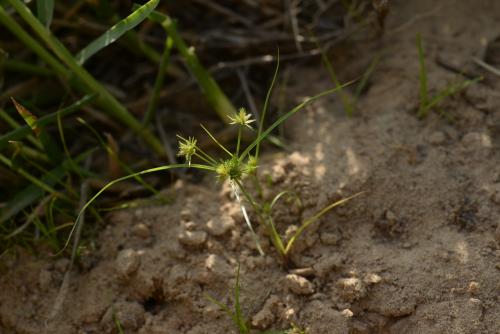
36,0,54,28
76,0,160,65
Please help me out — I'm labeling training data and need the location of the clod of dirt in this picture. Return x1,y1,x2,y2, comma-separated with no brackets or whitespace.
131,223,151,239
363,273,382,285
301,300,350,334
336,277,366,302
251,294,280,330
38,269,52,291
115,249,141,277
54,258,70,273
205,215,234,236
427,131,447,145
320,231,340,246
461,131,492,148
101,301,145,332
313,254,343,278
490,183,500,204
178,230,207,247
467,281,480,295
285,274,315,295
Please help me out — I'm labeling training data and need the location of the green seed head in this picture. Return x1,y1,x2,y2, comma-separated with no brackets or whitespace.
177,136,197,166
216,156,246,181
228,107,255,129
245,155,258,175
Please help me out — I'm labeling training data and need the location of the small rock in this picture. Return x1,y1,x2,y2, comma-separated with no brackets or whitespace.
385,210,398,225
38,270,52,291
337,277,366,301
427,131,446,145
101,301,145,331
468,281,480,295
285,274,315,295
132,223,150,239
290,267,315,277
462,132,492,148
341,309,354,318
364,273,382,285
205,254,233,277
251,295,280,329
178,230,207,247
115,249,141,277
320,232,340,246
206,215,234,236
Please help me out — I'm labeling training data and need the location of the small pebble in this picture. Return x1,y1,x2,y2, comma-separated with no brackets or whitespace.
427,131,446,145
206,215,234,236
462,132,492,148
468,281,480,295
132,223,150,239
285,274,315,295
385,210,398,225
205,254,232,277
341,309,354,318
115,249,141,277
337,277,366,301
364,273,382,285
178,230,207,247
290,267,315,277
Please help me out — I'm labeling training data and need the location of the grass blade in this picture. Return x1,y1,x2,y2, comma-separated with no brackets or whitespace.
143,35,173,125
76,0,160,65
36,0,53,28
142,7,237,123
255,51,280,159
0,94,96,150
0,150,93,223
60,163,215,254
3,0,165,155
240,80,354,161
284,192,363,254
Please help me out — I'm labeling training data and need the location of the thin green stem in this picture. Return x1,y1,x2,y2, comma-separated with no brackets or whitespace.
143,35,173,126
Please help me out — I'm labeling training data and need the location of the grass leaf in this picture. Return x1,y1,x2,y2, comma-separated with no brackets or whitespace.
11,97,41,136
240,80,354,161
36,0,53,28
0,94,95,150
76,0,160,65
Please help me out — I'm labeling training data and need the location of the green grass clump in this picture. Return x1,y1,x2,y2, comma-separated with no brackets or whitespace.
416,33,481,119
69,60,359,265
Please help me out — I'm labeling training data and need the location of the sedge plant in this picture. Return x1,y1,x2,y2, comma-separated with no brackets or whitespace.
416,33,481,119
65,61,359,265
206,263,307,334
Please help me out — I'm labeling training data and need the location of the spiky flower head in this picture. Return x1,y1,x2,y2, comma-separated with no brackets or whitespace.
177,136,197,166
245,155,258,175
216,156,247,182
228,107,255,129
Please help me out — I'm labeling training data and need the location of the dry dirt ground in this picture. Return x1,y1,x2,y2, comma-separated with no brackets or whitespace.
1,0,500,333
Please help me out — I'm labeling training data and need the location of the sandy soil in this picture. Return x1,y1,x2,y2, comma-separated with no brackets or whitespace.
1,0,500,333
